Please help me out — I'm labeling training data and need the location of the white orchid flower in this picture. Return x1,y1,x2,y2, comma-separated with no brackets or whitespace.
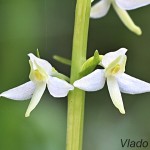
74,48,150,114
90,0,150,35
0,53,74,117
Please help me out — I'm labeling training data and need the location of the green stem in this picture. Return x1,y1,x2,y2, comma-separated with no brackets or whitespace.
66,0,91,150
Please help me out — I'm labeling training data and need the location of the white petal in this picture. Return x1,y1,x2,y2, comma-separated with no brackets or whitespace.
28,53,52,75
47,77,74,97
102,48,127,68
117,73,150,94
90,0,111,18
25,83,46,117
116,0,150,10
112,1,142,35
0,81,35,100
74,69,105,91
107,76,125,114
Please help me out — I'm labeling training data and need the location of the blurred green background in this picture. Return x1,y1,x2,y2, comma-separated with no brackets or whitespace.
0,0,150,150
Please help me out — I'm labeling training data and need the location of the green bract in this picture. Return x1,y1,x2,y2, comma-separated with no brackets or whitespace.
80,50,103,77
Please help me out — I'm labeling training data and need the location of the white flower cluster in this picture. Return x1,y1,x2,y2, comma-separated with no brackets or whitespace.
1,49,150,116
1,1,150,117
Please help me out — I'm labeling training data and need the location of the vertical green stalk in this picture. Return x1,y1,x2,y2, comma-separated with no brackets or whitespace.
66,0,91,150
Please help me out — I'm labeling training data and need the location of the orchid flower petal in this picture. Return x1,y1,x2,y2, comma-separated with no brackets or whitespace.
47,77,74,97
90,0,111,18
74,69,105,91
107,76,125,114
101,48,127,68
116,0,150,10
117,73,150,94
25,83,46,117
0,81,35,100
28,53,52,75
112,1,142,35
